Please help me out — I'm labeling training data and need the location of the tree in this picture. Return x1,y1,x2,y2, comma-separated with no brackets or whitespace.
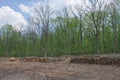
106,0,120,54
85,0,109,54
31,4,53,56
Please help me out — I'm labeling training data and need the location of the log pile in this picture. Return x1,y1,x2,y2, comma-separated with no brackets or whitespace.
10,57,17,61
10,56,50,62
20,57,50,63
9,55,120,66
70,56,120,65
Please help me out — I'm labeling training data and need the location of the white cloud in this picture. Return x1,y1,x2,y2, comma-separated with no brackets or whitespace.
26,0,86,18
47,0,92,11
19,4,30,13
18,0,113,18
0,6,28,28
18,0,113,14
27,0,96,15
33,0,112,11
25,0,87,12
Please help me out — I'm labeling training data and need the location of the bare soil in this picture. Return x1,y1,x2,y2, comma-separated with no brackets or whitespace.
0,57,120,80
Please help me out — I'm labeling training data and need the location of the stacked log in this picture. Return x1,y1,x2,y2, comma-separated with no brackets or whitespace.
10,55,120,65
20,57,50,63
58,55,73,62
10,57,17,61
70,56,120,65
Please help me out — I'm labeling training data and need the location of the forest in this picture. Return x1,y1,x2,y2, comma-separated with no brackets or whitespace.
0,0,120,57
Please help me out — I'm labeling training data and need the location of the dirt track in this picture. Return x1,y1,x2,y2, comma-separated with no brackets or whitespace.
0,58,120,80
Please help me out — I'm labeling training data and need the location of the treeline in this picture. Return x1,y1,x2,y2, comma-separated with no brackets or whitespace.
0,0,120,57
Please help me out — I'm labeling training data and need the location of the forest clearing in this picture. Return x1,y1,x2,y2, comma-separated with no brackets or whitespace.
0,54,120,80
0,0,120,80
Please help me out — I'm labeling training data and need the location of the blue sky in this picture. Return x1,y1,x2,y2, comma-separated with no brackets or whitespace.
0,0,42,19
0,0,89,16
0,0,44,28
0,0,46,11
0,0,110,29
0,0,95,28
0,0,41,7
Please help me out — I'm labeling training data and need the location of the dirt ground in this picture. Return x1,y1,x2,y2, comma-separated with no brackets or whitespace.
0,57,120,80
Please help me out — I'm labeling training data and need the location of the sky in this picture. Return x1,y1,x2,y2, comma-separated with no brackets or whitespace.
0,0,111,29
0,0,41,28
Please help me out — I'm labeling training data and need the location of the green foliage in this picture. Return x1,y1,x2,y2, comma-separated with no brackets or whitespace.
0,1,120,57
